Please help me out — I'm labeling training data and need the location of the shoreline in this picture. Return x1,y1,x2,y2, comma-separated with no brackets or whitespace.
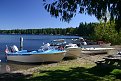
0,46,121,80
0,45,121,80
0,45,121,74
10,53,108,74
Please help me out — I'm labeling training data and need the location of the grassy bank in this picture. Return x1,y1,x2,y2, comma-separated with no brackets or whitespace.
1,54,121,81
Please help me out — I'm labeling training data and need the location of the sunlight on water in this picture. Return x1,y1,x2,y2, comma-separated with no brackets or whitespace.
0,34,79,73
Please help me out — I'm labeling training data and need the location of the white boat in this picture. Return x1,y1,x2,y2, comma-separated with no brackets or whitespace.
50,39,67,46
81,47,115,54
71,37,87,46
5,45,66,63
71,37,111,48
64,44,81,58
81,43,111,48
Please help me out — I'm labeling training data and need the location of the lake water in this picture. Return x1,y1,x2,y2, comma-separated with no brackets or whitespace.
0,34,79,73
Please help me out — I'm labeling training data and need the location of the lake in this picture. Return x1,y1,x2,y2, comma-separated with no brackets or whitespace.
0,34,79,73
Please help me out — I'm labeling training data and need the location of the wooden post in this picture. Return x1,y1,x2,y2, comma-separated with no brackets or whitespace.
20,37,23,51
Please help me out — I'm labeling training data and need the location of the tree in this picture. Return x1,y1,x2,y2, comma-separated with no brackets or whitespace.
43,0,121,31
93,21,119,44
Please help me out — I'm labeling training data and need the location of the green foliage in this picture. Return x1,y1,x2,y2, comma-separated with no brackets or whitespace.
111,69,121,79
111,69,121,75
0,28,78,35
0,23,95,36
78,22,97,36
92,21,121,44
43,0,121,31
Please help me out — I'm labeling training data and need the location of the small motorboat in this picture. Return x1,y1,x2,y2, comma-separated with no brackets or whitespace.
50,39,67,46
71,37,87,46
81,43,111,48
71,37,111,48
5,45,66,63
64,44,81,58
81,47,115,54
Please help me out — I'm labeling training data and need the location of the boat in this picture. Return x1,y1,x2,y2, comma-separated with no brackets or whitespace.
64,44,81,58
5,45,66,63
71,37,111,48
71,37,87,46
81,47,115,54
81,43,111,48
50,39,67,46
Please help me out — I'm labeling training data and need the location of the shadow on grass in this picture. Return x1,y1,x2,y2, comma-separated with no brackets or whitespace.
1,64,121,81
0,73,32,81
29,65,121,81
29,67,100,81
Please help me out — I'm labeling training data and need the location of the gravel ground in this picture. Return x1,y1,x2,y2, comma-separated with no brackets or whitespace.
0,54,106,80
11,53,109,75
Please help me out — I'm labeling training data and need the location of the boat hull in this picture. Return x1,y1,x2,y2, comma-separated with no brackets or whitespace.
82,50,107,54
65,47,81,58
81,43,111,48
81,48,114,54
7,52,65,63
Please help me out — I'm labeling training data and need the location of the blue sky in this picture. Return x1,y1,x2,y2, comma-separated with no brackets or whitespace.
0,0,98,30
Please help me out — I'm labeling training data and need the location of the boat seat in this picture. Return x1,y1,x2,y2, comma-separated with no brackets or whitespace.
10,45,19,52
42,43,50,50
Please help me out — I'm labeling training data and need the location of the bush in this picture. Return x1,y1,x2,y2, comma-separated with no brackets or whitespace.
111,69,121,79
92,21,121,44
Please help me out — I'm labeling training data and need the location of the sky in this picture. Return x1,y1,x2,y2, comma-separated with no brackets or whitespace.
0,0,98,30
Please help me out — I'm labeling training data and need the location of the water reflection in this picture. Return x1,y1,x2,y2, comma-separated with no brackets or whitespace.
0,63,10,74
0,53,7,62
0,62,42,74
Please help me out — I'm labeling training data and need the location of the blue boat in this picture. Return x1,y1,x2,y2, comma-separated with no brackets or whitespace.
5,45,66,63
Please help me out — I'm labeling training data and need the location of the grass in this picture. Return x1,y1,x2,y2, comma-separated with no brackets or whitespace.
1,57,121,81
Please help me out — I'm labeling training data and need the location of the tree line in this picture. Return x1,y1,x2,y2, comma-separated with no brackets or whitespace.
0,22,96,36
0,28,77,35
1,21,121,44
